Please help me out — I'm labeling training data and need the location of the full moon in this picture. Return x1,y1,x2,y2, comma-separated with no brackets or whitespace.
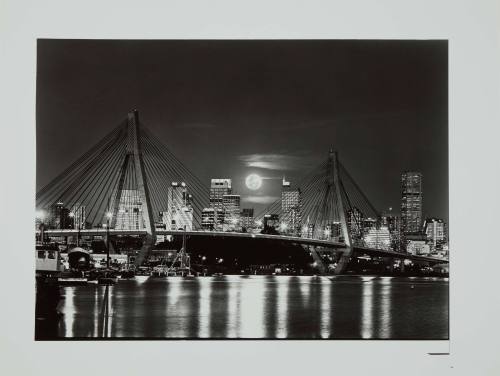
245,174,262,190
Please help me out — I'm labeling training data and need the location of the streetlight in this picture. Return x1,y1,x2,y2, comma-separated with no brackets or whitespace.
106,211,112,269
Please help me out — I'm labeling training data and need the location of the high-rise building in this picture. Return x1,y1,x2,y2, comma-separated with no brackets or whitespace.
263,214,280,233
406,239,431,256
115,189,144,230
401,172,423,234
324,222,342,241
201,207,224,231
381,210,402,251
241,208,254,231
281,178,301,235
70,203,86,230
363,226,391,250
47,202,71,229
362,217,377,235
210,178,232,210
223,194,241,231
347,207,364,243
424,217,446,251
405,233,428,255
163,182,193,231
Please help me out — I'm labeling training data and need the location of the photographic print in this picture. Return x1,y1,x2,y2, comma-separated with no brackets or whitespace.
34,39,448,340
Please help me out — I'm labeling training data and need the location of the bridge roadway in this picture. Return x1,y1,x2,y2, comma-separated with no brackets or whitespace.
39,228,448,264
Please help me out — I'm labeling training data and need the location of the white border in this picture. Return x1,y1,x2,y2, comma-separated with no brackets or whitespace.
1,0,499,375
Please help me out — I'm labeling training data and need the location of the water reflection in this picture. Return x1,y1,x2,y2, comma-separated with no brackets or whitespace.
320,278,332,338
61,287,75,337
54,275,448,339
377,277,392,339
226,277,240,338
275,276,289,338
361,278,374,339
197,278,212,338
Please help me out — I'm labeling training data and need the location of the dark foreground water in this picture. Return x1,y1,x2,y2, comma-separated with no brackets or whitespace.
50,275,448,339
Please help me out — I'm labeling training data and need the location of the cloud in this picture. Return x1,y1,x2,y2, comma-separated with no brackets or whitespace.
242,195,280,204
238,153,305,171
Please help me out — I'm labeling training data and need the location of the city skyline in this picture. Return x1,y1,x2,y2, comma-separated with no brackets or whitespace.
36,40,448,222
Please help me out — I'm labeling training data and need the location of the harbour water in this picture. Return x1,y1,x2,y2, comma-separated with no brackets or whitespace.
45,275,448,339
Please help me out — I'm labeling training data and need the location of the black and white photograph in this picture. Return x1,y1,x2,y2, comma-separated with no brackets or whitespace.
2,0,500,374
34,39,449,340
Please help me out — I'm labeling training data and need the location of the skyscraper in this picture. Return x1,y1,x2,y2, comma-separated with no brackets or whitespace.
363,226,391,250
210,178,232,210
347,207,364,243
241,208,255,231
401,172,423,234
281,178,301,235
47,201,71,229
201,207,224,231
424,217,446,251
70,203,86,230
381,210,402,251
222,194,241,231
163,182,193,231
115,189,144,230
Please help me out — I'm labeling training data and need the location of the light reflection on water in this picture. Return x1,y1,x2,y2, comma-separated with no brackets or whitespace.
197,278,211,338
361,280,374,339
56,275,448,339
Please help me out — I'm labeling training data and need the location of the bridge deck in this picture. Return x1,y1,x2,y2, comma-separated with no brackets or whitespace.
39,228,448,264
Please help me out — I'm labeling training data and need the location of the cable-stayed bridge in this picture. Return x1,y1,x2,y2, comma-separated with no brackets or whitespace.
36,111,447,274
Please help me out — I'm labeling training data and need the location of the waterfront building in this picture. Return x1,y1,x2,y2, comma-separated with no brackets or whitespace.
263,214,280,233
347,207,364,243
115,189,144,230
202,207,224,231
47,202,71,229
163,182,193,231
323,222,342,241
241,208,254,231
69,203,86,230
281,178,301,236
401,172,423,234
210,178,232,211
362,217,377,235
405,232,429,255
381,210,402,251
424,217,447,251
301,221,315,238
407,239,431,256
222,194,241,231
363,226,391,250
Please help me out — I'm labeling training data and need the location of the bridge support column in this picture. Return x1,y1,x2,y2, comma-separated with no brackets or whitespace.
334,250,352,275
328,150,354,275
386,257,394,274
400,258,406,273
124,111,156,266
307,246,328,274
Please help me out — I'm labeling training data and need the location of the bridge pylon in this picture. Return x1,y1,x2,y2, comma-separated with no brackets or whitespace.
330,149,353,275
109,110,156,266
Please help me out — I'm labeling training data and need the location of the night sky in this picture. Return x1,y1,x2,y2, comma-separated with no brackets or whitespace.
36,39,448,221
